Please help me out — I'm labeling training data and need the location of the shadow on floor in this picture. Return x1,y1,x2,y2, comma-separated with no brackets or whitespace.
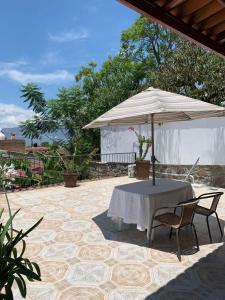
93,210,225,253
145,243,225,299
92,210,147,247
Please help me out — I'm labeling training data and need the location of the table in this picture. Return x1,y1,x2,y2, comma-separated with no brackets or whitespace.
107,178,194,239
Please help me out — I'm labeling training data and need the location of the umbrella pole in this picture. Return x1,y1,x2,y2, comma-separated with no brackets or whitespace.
151,114,156,185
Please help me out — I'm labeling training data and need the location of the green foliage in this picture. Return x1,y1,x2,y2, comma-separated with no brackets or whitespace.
21,83,46,114
0,212,42,299
10,157,32,178
34,144,97,177
121,16,178,66
121,17,225,105
153,40,225,105
20,120,40,143
20,16,225,154
0,156,42,299
14,176,40,188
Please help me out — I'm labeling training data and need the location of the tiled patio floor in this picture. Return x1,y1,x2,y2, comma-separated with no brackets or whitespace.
1,177,225,299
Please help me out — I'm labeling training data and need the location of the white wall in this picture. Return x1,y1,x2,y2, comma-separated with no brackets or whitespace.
101,117,225,165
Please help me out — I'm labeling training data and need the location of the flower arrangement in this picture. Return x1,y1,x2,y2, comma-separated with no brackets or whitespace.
128,127,152,160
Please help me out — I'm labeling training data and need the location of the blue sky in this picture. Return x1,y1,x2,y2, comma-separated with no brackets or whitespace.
0,0,138,128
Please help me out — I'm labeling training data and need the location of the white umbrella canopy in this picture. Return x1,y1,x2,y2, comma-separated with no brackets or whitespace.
84,87,225,128
84,87,225,185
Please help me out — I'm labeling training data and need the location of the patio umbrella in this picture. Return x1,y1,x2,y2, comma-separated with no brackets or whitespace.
84,87,225,185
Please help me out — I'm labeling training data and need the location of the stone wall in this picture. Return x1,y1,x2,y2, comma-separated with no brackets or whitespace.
0,140,25,153
87,162,225,187
88,162,129,178
155,164,225,187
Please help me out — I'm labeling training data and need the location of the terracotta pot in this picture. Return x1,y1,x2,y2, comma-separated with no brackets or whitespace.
63,173,78,187
135,160,150,180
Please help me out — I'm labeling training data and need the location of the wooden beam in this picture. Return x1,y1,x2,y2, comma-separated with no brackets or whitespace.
217,0,225,8
199,8,225,30
191,1,222,25
210,20,225,36
217,30,225,43
117,0,225,57
171,0,211,17
163,0,186,11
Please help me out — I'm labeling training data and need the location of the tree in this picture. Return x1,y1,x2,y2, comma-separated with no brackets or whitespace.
20,119,40,146
21,83,46,114
153,39,225,105
20,16,225,154
121,17,225,105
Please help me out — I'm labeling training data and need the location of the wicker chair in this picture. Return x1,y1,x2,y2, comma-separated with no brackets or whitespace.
195,192,224,243
149,198,199,261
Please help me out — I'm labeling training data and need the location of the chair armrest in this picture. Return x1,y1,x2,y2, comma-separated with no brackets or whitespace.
152,205,179,220
153,206,178,214
198,192,223,200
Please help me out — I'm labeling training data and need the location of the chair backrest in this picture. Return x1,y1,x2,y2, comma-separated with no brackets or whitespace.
198,192,223,212
178,198,199,227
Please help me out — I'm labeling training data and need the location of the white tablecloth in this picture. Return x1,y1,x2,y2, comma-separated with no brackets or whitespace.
107,178,194,232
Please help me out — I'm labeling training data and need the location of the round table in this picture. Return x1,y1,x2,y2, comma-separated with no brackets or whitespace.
107,178,194,239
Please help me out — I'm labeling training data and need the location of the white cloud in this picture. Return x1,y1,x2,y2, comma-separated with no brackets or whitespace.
0,60,28,70
0,59,74,85
0,69,74,84
0,67,74,85
0,103,33,128
40,50,63,66
49,28,89,42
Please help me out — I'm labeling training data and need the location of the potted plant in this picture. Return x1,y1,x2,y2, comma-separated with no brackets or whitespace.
128,127,152,180
0,155,42,299
57,147,97,187
35,145,97,188
61,157,80,187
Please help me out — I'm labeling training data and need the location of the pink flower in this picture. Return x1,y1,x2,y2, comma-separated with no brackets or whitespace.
128,126,135,131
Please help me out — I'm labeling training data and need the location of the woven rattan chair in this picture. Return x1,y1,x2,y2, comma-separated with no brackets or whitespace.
149,198,199,261
195,192,224,243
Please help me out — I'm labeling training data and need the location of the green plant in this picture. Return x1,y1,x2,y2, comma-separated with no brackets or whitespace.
58,148,98,176
34,145,97,177
0,155,43,299
10,157,32,179
128,127,151,160
0,211,42,299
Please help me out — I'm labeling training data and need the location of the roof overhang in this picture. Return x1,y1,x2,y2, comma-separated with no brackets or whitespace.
118,0,225,58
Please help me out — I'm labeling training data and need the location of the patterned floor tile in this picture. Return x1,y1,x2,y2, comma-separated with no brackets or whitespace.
108,288,149,300
114,244,148,262
2,176,225,299
65,262,109,285
40,243,77,260
112,263,151,287
39,261,69,283
78,245,111,261
56,286,105,300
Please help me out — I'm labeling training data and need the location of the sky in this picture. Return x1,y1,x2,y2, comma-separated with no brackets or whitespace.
0,0,138,128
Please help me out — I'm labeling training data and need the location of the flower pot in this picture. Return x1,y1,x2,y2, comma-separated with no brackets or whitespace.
63,173,78,187
135,160,150,180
